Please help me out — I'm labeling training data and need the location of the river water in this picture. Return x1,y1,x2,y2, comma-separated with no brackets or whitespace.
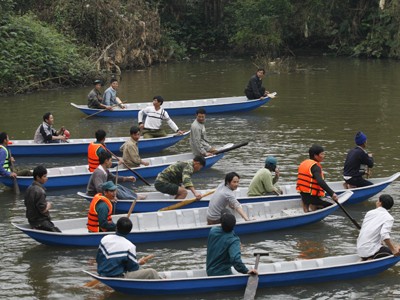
1,57,400,299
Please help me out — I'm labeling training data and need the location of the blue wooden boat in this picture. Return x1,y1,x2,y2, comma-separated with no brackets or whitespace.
78,173,400,213
0,152,223,189
8,132,189,156
70,95,275,118
11,191,352,247
83,254,400,295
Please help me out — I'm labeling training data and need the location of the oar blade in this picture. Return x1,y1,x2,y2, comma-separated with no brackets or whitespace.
243,275,259,300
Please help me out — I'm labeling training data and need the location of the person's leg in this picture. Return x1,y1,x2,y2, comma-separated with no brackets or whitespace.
34,220,61,232
151,129,167,138
154,181,179,196
346,176,373,188
125,268,160,279
300,193,310,213
116,184,137,199
143,130,154,139
372,246,393,259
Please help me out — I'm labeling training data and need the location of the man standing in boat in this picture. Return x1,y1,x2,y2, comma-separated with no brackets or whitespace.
103,78,126,109
296,144,338,213
343,131,374,188
247,156,282,196
33,112,67,143
154,155,205,200
138,96,184,138
86,151,138,200
357,194,400,260
87,181,117,232
189,108,217,157
96,217,160,278
120,126,149,168
24,165,61,232
87,79,112,110
207,211,257,276
207,172,250,224
244,68,270,100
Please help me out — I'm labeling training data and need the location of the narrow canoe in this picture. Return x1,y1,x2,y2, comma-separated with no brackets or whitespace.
8,132,190,156
83,254,400,295
11,191,352,247
78,173,400,213
70,95,273,118
0,152,224,189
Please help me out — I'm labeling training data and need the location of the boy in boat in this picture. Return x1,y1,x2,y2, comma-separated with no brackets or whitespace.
244,68,270,100
120,126,149,168
33,112,67,144
357,194,400,260
138,96,184,138
343,131,374,188
87,79,112,110
207,172,250,225
96,216,160,279
24,165,61,232
189,108,217,157
296,144,338,213
206,210,257,276
103,78,126,109
247,156,282,196
154,155,205,200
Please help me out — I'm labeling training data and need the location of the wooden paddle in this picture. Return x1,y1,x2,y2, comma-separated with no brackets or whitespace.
127,198,138,218
332,197,361,230
83,102,126,119
243,252,269,300
214,141,249,155
103,146,151,186
9,149,20,195
158,189,216,211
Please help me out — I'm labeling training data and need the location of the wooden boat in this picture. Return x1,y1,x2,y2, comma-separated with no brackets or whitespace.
83,254,400,295
11,191,352,247
0,152,223,189
70,95,274,118
78,173,400,213
8,132,189,156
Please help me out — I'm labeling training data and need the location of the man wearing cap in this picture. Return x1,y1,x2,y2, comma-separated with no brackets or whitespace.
87,80,112,110
87,181,118,232
138,96,184,139
206,211,257,276
296,144,338,213
247,156,282,196
343,131,374,187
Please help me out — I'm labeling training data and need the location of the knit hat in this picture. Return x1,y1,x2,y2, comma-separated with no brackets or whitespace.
355,131,367,145
102,181,117,191
265,156,277,166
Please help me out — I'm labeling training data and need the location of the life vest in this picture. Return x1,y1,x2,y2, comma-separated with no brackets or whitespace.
296,159,325,197
88,142,105,172
87,193,113,232
0,145,11,172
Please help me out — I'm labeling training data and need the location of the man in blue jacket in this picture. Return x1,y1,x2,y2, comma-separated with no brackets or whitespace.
206,211,257,276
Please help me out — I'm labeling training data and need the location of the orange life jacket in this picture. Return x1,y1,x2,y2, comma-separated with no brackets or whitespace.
296,159,325,197
88,142,105,172
87,193,113,232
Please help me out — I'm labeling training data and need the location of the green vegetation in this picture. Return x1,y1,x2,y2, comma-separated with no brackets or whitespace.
1,0,400,94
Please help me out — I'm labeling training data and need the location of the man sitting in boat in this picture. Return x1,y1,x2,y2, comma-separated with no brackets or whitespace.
103,78,126,109
86,151,138,200
207,211,257,276
0,132,31,178
87,181,117,232
189,108,217,157
138,96,184,138
343,131,374,188
244,68,270,100
87,79,112,110
24,165,61,232
357,194,400,260
96,217,160,279
247,156,282,196
296,144,338,213
207,172,250,225
120,126,149,168
154,155,205,200
33,112,67,144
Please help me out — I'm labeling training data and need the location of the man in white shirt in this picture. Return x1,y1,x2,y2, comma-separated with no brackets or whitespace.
357,194,400,260
138,96,184,138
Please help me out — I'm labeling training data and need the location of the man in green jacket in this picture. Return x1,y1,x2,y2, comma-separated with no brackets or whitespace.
206,211,257,276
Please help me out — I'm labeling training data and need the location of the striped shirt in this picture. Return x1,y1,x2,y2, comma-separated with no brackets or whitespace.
138,106,179,132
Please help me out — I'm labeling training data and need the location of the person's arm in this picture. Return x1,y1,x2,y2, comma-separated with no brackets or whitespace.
138,108,147,130
229,239,249,274
103,89,111,106
163,110,181,133
34,189,50,216
360,151,374,168
250,77,263,99
96,202,116,231
311,164,335,197
235,206,250,221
